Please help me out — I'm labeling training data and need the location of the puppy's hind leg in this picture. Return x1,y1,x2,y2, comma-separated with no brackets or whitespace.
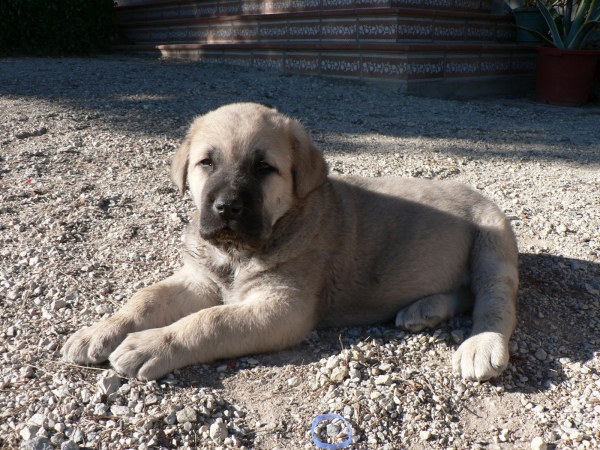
453,206,519,381
395,289,474,333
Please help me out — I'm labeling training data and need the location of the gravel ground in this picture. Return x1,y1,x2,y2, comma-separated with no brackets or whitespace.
1,55,599,450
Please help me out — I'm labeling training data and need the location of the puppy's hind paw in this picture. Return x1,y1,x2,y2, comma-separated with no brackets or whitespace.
452,331,509,381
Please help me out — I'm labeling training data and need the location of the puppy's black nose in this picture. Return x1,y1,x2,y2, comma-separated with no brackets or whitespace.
213,196,243,220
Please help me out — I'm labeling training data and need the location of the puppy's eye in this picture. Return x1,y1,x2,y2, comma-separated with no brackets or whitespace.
256,161,277,175
199,158,213,168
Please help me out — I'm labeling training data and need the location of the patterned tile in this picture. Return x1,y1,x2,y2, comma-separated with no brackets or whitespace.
240,0,264,14
162,6,180,20
188,24,211,42
398,18,433,42
321,0,355,10
179,5,197,19
290,0,322,11
423,0,453,9
208,24,233,42
168,26,189,43
453,0,482,11
196,2,218,17
259,21,289,41
391,0,423,7
434,20,466,42
218,0,241,15
261,0,295,12
358,17,397,42
253,52,285,70
355,0,391,8
288,20,321,40
133,28,153,43
145,7,164,20
495,23,516,43
511,54,538,75
466,21,495,42
361,53,408,79
321,19,357,41
479,54,511,76
232,22,260,41
445,54,480,78
222,52,254,67
284,52,320,74
407,53,444,80
320,53,361,77
198,51,225,65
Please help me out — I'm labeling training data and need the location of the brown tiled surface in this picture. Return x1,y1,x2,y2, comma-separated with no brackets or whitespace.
284,52,320,73
288,19,321,40
433,19,466,41
407,53,445,80
444,53,479,77
466,20,495,42
260,21,289,40
358,17,397,42
231,21,260,41
397,17,433,42
361,53,407,79
479,53,511,76
253,51,285,70
321,19,358,41
320,52,362,77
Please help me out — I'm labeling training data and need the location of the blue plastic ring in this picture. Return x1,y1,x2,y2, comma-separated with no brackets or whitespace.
311,413,353,449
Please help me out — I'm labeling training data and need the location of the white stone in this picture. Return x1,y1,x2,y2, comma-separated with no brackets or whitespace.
531,437,547,450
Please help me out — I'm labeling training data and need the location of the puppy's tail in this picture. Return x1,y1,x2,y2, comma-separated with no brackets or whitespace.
469,203,519,339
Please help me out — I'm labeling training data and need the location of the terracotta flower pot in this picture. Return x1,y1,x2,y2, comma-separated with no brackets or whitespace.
536,46,600,107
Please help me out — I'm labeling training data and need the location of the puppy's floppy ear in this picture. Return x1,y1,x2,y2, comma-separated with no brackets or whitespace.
288,119,328,198
171,137,190,196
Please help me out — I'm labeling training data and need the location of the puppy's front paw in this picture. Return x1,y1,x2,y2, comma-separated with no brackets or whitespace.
61,318,131,364
452,332,509,381
109,328,180,380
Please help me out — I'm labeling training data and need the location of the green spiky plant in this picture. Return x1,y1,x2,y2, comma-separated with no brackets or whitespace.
520,0,600,48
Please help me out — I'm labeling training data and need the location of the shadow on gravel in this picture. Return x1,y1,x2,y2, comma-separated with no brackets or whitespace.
1,57,599,164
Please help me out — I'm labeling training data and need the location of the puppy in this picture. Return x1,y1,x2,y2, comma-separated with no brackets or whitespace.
62,103,518,382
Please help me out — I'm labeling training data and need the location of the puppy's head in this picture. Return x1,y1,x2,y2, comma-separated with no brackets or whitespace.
171,103,328,250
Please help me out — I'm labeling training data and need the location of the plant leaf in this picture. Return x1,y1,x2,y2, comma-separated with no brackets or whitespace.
537,0,566,48
568,20,600,49
567,0,596,45
514,25,556,46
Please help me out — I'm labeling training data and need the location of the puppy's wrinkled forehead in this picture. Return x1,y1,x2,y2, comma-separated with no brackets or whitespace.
188,104,291,165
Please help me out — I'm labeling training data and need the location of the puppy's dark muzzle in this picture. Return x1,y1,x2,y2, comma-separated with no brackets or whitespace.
213,196,244,221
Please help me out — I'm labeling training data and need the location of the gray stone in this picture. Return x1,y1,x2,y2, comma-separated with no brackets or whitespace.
28,413,46,427
144,394,158,405
60,441,79,450
51,300,67,311
210,420,227,442
164,412,177,425
534,348,547,361
20,437,54,450
97,371,120,396
20,426,40,441
110,405,131,416
451,330,464,344
374,374,392,386
530,437,547,450
176,406,197,423
326,423,341,437
330,366,349,383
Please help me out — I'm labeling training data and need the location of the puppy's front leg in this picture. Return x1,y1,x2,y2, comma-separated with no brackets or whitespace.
110,288,316,380
61,270,220,365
